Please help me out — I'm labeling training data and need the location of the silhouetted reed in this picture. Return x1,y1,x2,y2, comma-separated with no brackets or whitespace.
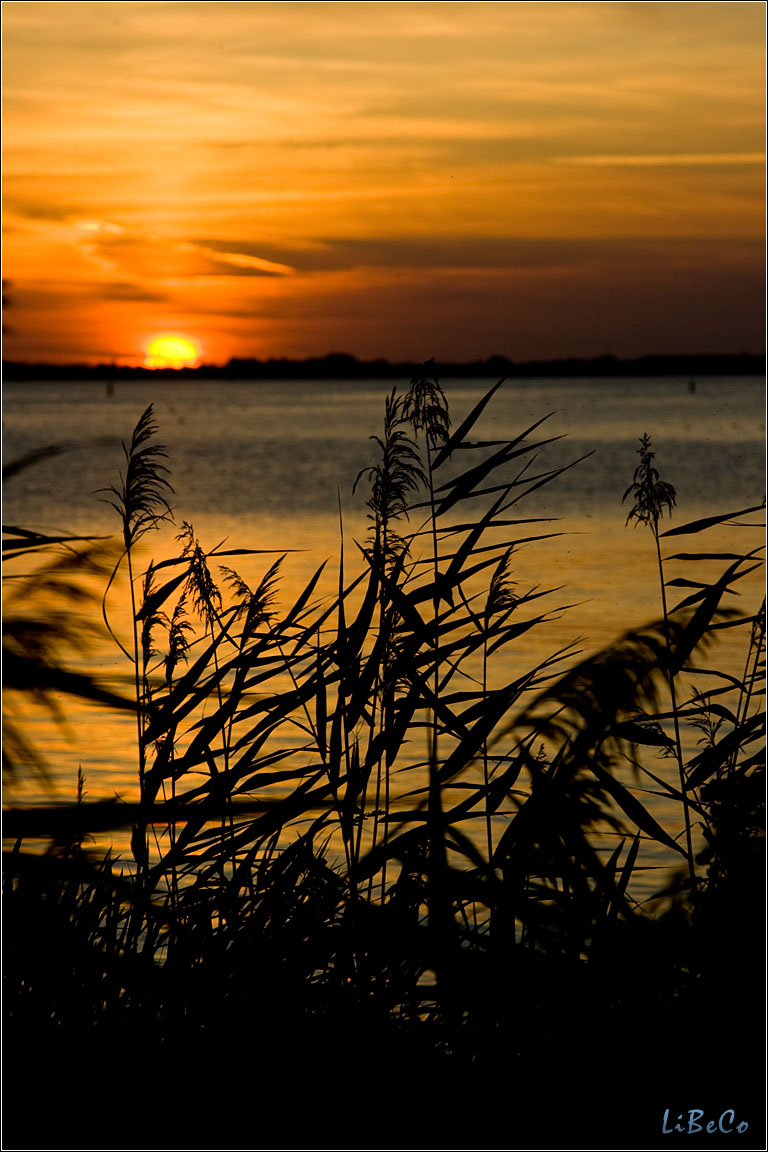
3,379,764,1147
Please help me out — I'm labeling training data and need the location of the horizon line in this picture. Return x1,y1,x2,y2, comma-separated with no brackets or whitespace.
3,349,765,370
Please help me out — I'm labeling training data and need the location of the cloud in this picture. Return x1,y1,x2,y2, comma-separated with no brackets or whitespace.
179,243,293,276
97,281,169,302
4,197,84,222
80,229,295,280
556,152,766,168
5,280,167,309
196,234,764,275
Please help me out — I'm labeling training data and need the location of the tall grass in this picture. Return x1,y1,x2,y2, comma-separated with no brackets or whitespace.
3,378,764,1146
623,434,764,901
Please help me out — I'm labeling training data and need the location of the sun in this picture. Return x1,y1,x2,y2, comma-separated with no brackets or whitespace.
144,334,200,369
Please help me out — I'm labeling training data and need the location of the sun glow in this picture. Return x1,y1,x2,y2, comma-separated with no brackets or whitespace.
144,334,200,369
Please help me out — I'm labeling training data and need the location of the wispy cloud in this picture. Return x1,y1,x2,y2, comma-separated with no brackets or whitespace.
69,223,295,280
557,152,765,168
197,234,764,274
180,243,293,276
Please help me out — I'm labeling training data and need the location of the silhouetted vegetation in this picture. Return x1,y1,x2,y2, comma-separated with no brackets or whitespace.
3,376,765,1148
3,350,765,381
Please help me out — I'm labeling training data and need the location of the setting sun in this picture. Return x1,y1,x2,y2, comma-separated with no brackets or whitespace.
144,334,200,369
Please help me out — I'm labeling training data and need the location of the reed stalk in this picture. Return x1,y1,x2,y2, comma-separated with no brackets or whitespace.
624,434,696,893
102,404,172,890
404,369,456,1013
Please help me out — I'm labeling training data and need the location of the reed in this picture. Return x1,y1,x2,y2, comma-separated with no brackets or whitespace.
3,378,764,1147
623,432,697,891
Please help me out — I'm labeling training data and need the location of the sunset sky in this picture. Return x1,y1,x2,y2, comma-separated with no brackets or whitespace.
3,1,765,366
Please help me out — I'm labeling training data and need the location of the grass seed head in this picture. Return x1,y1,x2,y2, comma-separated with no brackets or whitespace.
623,433,676,528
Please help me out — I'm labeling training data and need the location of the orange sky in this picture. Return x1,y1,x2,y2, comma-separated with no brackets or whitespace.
2,1,765,366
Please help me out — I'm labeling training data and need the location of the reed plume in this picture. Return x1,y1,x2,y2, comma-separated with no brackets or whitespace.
623,433,694,891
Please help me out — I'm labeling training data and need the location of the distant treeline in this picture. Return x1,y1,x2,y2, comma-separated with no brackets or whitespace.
3,351,765,381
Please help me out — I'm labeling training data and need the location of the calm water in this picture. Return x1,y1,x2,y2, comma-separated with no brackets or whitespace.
4,375,764,898
4,374,764,534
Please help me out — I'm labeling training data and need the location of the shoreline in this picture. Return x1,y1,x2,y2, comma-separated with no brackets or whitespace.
3,350,765,382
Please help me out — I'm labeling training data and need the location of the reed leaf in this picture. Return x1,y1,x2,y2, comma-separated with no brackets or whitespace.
660,501,765,537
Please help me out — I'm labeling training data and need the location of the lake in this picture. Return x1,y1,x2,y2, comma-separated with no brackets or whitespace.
3,373,764,900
